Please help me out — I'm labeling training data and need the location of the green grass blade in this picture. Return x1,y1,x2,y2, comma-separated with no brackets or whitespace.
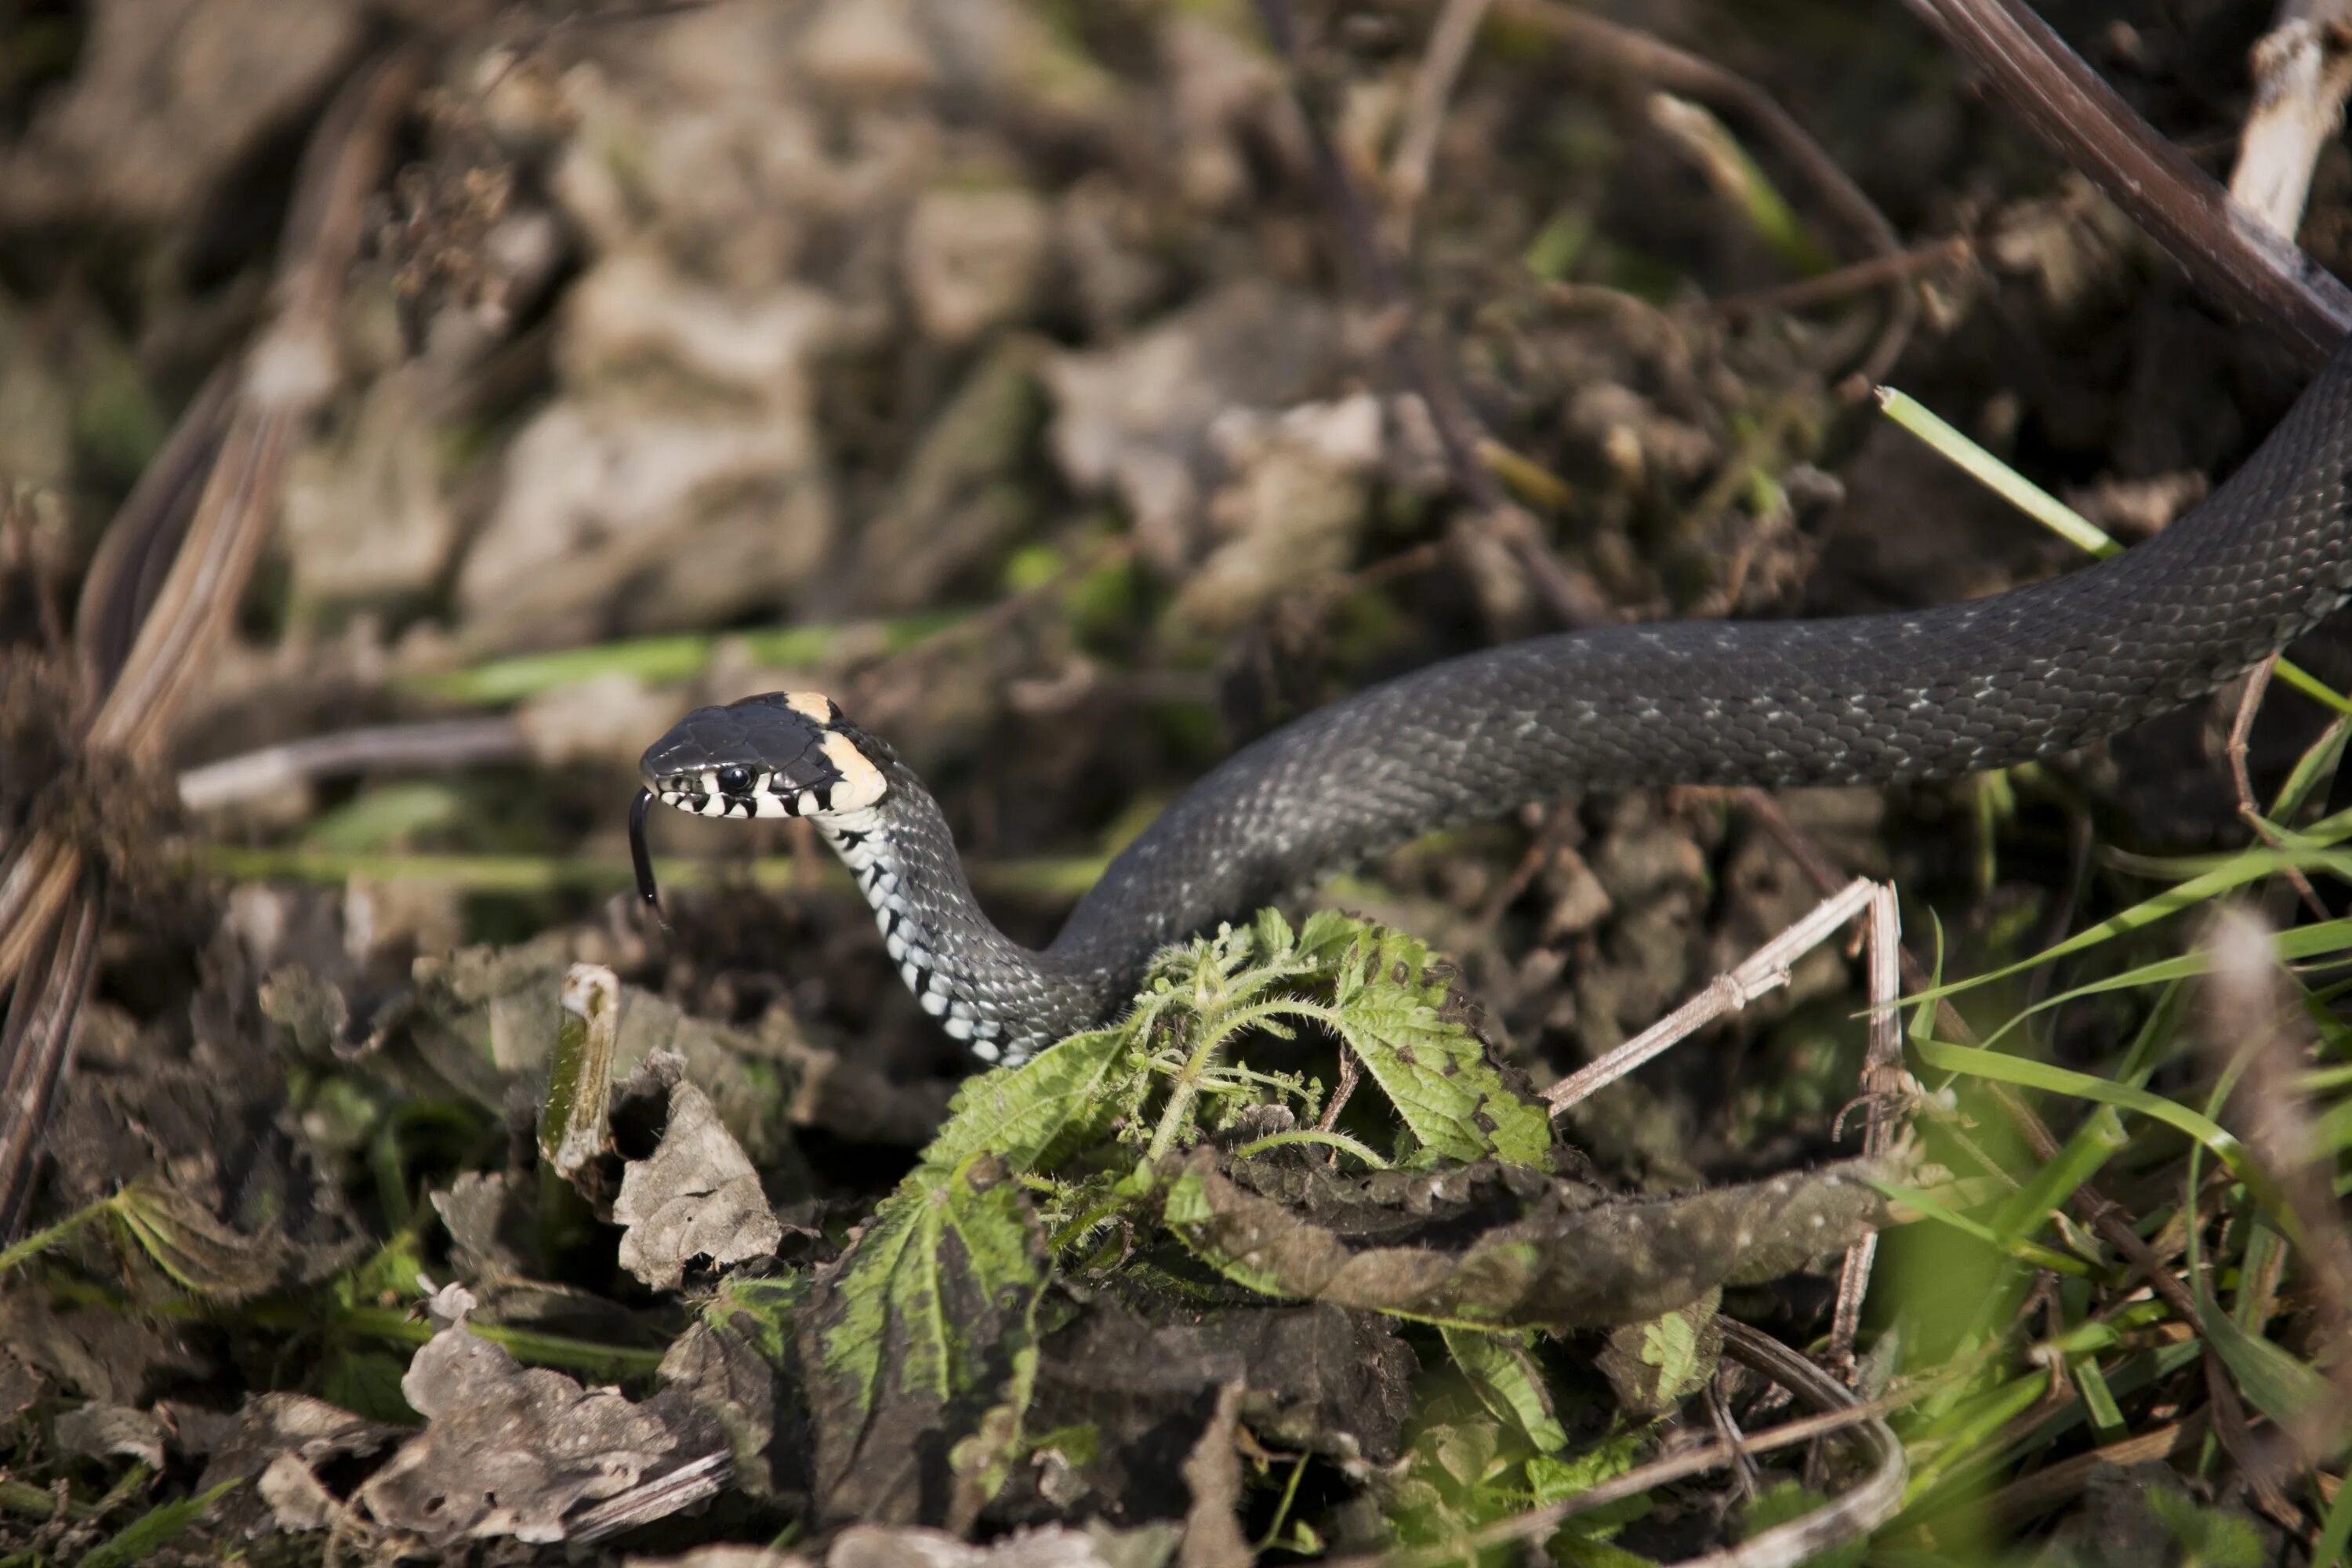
1904,855,2352,1006
2272,717,2352,818
1914,1038,2255,1188
2313,1466,2352,1568
1868,1178,2092,1276
1874,388,2118,557
401,612,964,706
1987,1102,2129,1250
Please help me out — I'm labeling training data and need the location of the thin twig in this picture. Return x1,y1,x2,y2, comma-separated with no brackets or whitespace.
177,717,530,811
1469,804,1579,931
1388,0,1495,226
1544,877,1881,1115
1828,883,1908,1374
1711,236,1976,319
2224,655,2332,920
1250,0,1611,631
1312,1044,1363,1169
2230,0,2352,242
1705,1381,1766,1496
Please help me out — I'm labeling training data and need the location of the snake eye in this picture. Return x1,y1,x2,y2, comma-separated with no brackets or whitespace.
715,765,753,794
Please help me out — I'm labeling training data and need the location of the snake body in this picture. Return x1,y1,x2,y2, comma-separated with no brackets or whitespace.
637,339,2352,1063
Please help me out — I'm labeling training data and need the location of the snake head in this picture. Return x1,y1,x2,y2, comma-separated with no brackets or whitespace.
637,691,889,822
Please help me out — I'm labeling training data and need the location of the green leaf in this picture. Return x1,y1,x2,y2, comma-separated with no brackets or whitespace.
111,1181,305,1300
1325,924,1552,1168
921,1023,1140,1178
1639,1312,1702,1396
1548,1533,1658,1568
1382,1417,1535,1568
807,1154,1047,1518
821,1164,1043,1420
1528,1429,1657,1563
701,1272,809,1363
1595,1291,1721,1418
1444,1327,1568,1454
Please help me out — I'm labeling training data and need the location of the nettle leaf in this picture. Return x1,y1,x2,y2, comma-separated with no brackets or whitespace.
801,1029,1138,1519
924,1023,1142,1178
1443,1326,1567,1454
1381,1417,1529,1568
1323,924,1552,1169
1595,1289,1723,1419
699,1272,808,1361
808,1156,1046,1523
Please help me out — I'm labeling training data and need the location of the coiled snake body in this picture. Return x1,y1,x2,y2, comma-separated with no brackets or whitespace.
637,341,2352,1064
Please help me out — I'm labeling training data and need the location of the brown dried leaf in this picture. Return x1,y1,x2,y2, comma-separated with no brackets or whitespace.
354,1284,678,1547
190,1392,399,1539
1178,1381,1250,1568
53,1401,166,1468
612,1052,786,1290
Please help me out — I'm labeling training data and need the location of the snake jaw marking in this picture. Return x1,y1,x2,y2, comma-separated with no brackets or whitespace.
633,689,896,927
637,691,887,827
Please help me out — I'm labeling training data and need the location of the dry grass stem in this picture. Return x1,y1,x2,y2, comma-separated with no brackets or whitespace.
0,47,423,1232
2224,655,2332,920
177,718,532,811
1829,880,1909,1372
1388,0,1496,225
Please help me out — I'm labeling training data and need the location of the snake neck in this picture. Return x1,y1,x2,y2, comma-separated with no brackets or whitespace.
816,760,1117,1064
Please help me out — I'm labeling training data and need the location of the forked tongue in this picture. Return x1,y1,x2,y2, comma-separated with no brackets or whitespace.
629,789,670,929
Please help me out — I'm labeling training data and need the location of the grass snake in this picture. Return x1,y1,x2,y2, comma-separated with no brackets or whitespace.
634,341,2352,1064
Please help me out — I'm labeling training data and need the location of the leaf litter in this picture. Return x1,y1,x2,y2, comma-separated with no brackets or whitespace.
7,0,2333,1561
5,896,1926,1557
